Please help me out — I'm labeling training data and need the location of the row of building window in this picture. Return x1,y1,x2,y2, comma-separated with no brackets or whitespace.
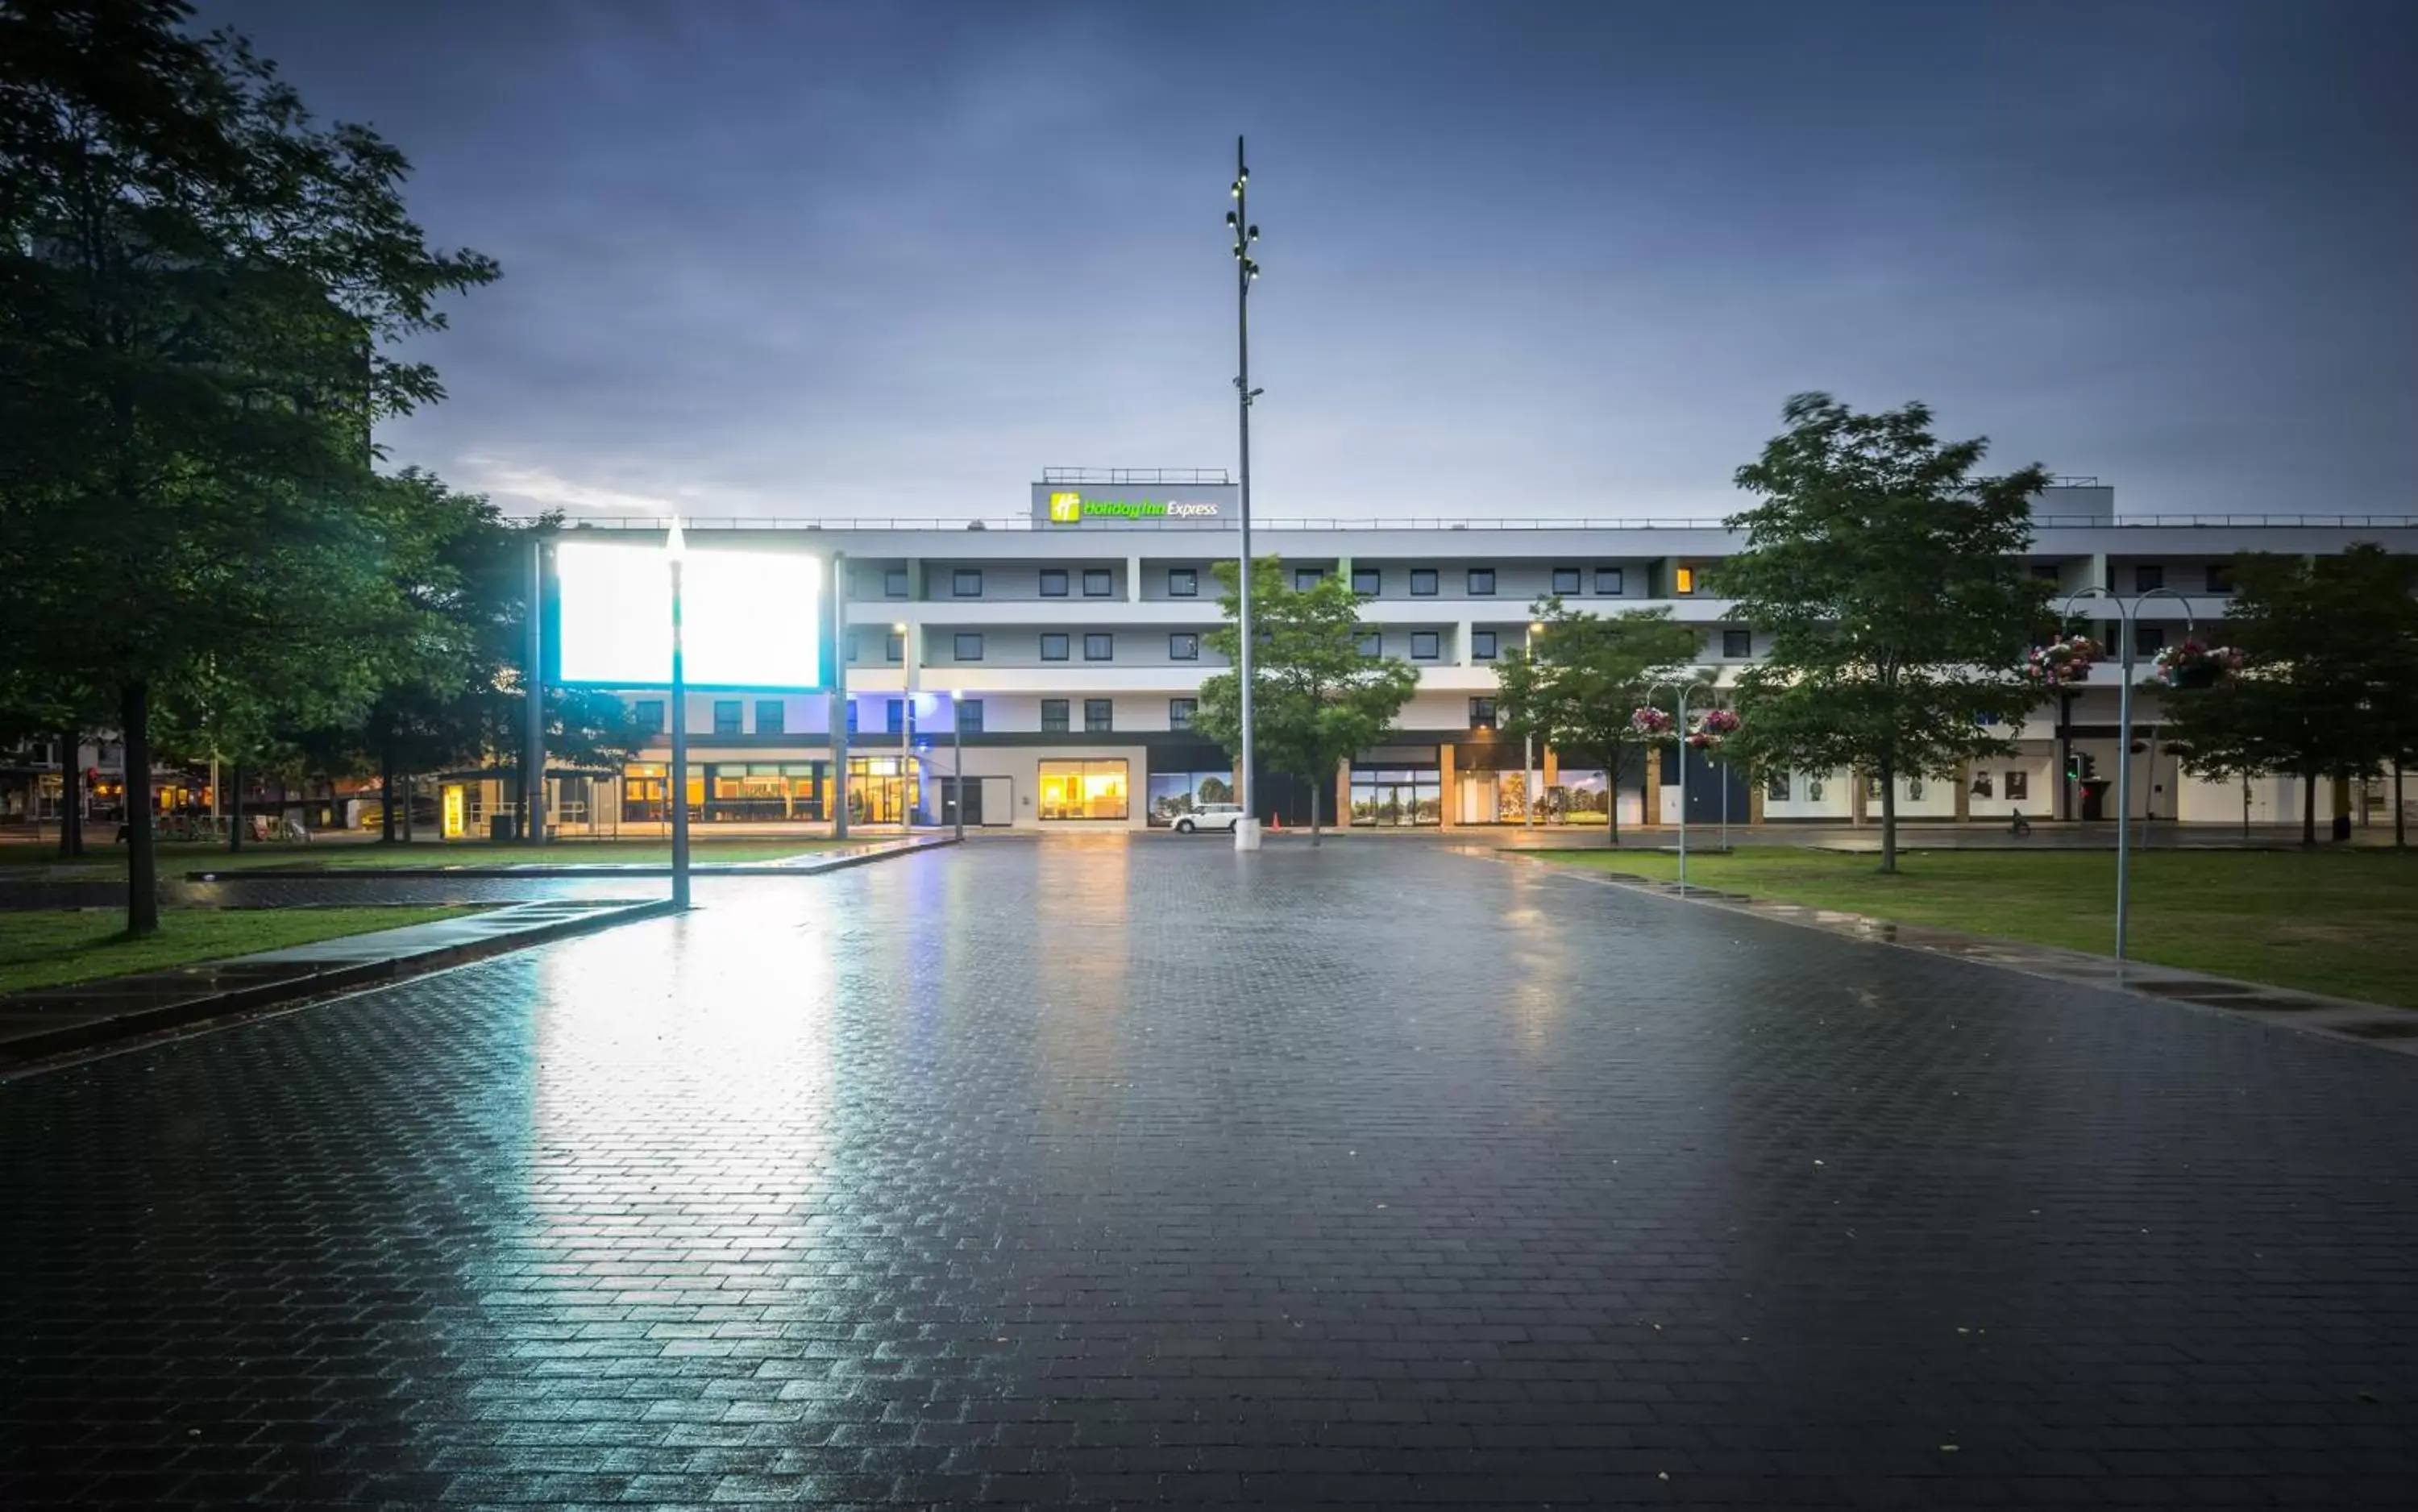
903,562,2237,602
870,625,1757,665
632,696,1202,738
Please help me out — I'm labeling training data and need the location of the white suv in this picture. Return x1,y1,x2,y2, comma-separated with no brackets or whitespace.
1171,803,1246,833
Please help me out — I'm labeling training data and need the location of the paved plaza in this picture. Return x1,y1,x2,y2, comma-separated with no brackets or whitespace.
3,835,2416,1507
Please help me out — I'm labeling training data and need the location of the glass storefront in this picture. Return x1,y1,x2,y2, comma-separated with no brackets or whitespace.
622,761,848,823
1146,770,1234,827
846,755,918,825
1040,759,1129,821
1350,768,1442,826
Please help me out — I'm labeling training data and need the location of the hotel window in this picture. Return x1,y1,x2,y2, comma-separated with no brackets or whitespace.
1040,567,1069,597
754,700,784,735
1352,566,1381,596
1469,697,1498,729
1041,699,1070,733
1169,697,1197,731
1082,567,1113,596
1722,629,1751,658
1038,758,1128,820
1084,698,1114,733
1294,566,1325,591
1084,632,1113,660
1552,567,1581,595
713,700,742,736
1168,567,1199,597
957,698,983,733
884,631,904,662
882,568,909,599
1765,770,1790,802
1355,628,1381,658
1411,630,1441,660
1410,567,1439,596
1041,633,1070,662
884,698,904,735
634,700,664,735
953,632,984,661
1673,566,1697,595
2134,563,2164,592
1472,629,1498,660
2205,563,2234,594
1169,632,1199,661
1466,567,1496,596
952,568,982,597
1594,567,1622,595
2136,624,2166,656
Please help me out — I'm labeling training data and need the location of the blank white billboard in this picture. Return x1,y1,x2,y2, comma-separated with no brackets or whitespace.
555,538,824,689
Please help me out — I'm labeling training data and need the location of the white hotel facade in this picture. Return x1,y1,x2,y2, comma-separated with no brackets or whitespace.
530,470,2417,837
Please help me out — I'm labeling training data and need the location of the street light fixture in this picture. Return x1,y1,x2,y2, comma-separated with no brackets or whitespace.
1228,136,1265,852
1650,675,1715,893
666,521,691,911
1523,621,1544,829
2060,584,2195,964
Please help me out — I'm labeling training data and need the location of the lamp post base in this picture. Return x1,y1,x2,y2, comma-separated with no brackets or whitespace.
1232,818,1263,852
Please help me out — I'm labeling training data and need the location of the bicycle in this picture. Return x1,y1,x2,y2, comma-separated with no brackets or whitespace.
2008,808,2032,837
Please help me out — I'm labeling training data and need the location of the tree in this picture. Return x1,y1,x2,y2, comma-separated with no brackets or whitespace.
1494,599,1699,845
0,0,496,929
1717,393,2052,873
1194,557,1419,841
2162,545,2418,846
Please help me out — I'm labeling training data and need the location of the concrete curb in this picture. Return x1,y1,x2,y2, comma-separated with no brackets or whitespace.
182,834,961,882
0,898,675,1070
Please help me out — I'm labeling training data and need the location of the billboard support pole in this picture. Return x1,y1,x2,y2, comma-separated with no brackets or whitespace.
525,532,546,843
1228,136,1265,851
668,522,691,910
830,552,850,841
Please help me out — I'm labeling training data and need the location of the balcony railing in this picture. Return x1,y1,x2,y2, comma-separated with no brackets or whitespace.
526,513,2418,533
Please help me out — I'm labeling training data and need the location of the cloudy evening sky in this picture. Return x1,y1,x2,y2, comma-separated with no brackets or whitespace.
214,0,2418,521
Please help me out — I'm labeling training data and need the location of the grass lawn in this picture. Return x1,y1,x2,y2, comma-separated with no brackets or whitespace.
1531,845,2418,1009
3,837,856,874
0,906,478,994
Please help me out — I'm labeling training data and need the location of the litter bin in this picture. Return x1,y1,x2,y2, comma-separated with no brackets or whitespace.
489,814,514,842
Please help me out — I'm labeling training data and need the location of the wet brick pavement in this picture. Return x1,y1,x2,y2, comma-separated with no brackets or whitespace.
2,835,2415,1508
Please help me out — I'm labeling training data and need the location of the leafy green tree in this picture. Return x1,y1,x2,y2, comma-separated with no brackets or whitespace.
1494,599,1699,845
2163,545,2418,846
1717,393,2052,873
0,0,496,928
1194,557,1419,841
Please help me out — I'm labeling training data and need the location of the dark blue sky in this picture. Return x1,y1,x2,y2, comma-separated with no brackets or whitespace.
215,0,2418,521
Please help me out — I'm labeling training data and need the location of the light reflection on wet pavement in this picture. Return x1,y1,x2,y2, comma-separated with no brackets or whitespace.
2,837,2415,1507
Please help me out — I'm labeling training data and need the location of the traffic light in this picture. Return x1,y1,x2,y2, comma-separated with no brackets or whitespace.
2066,752,2099,782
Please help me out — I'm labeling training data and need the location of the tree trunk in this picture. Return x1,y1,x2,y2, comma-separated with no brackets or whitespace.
2396,762,2406,851
1877,762,1899,874
1310,775,1322,846
122,681,158,937
228,762,243,851
2301,771,2316,847
57,730,82,858
402,775,415,842
380,735,397,845
1606,747,1622,848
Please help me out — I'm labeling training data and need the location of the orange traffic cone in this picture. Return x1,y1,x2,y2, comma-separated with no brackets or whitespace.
1269,812,1282,832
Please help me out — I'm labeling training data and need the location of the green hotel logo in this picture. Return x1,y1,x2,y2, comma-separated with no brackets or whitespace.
1046,492,1222,523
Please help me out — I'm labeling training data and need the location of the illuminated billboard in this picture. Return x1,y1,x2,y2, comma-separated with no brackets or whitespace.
1029,482,1239,529
554,538,825,690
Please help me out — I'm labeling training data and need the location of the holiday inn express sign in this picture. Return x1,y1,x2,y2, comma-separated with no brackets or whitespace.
1031,483,1240,529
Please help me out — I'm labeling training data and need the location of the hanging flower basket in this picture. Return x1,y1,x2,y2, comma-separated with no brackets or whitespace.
2150,639,2241,690
1685,708,1741,749
1628,706,1675,737
2021,635,2101,687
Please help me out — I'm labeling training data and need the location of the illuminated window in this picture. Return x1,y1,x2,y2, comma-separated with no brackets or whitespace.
1038,758,1129,820
1040,568,1069,597
1674,567,1696,595
1469,697,1497,729
1085,698,1113,733
1041,699,1070,733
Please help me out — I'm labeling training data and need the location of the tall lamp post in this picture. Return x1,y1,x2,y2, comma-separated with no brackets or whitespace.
1227,137,1265,851
894,621,913,830
667,521,691,911
1523,621,1543,829
1650,676,1714,893
2061,585,2193,964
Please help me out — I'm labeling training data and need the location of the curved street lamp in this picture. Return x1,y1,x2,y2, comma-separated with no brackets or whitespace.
1649,675,1716,893
2059,584,2196,963
666,521,690,910
1523,620,1544,829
